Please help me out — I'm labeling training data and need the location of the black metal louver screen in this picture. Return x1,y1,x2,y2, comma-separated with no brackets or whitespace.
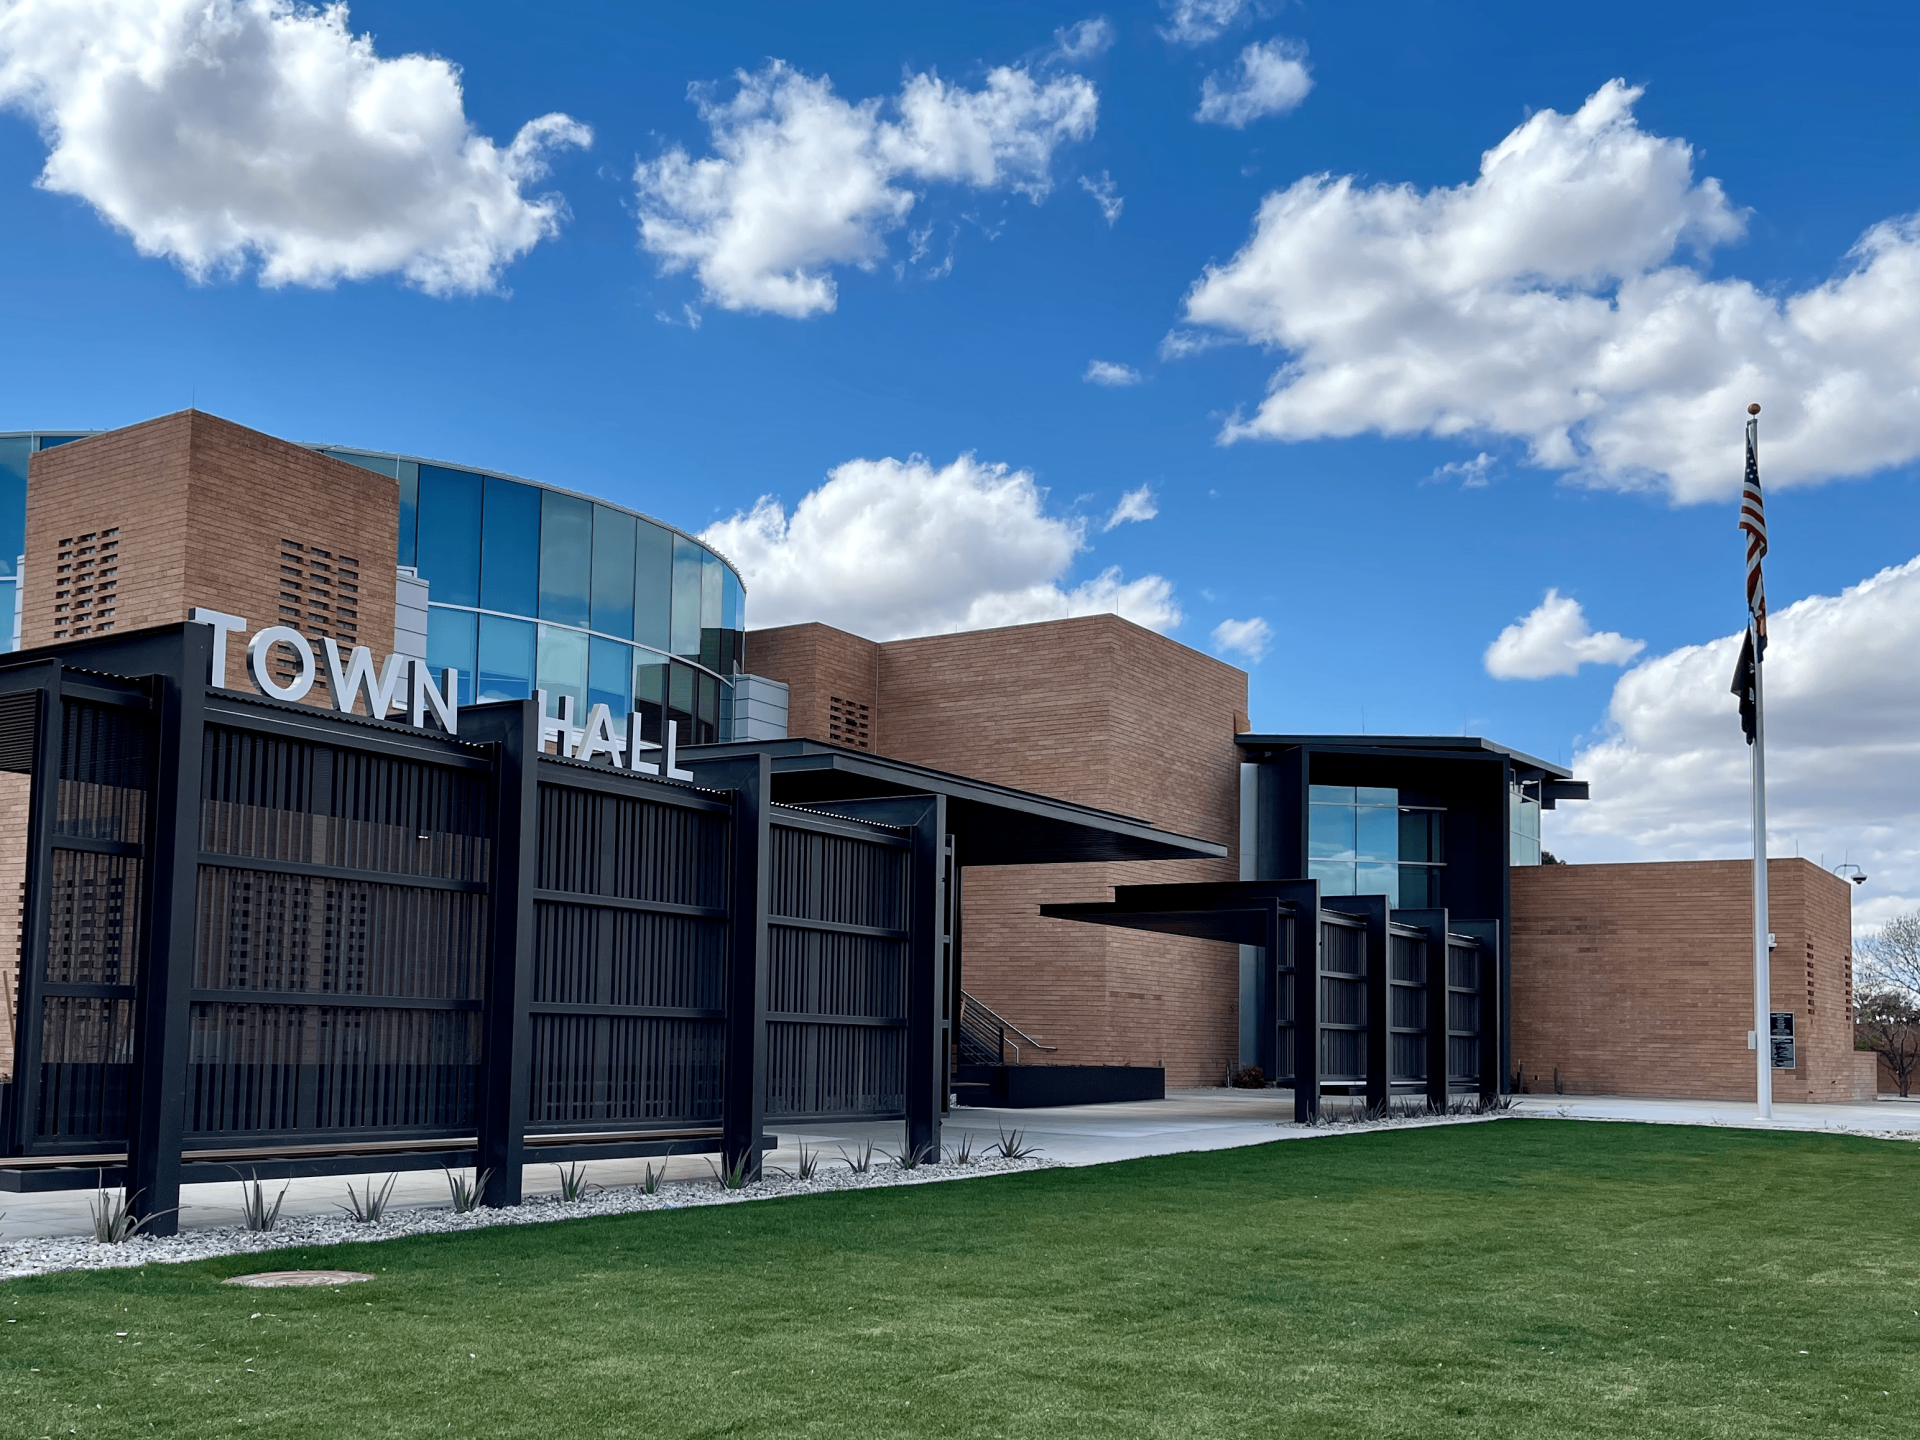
1388,930,1428,1084
764,819,911,1120
32,697,153,1142
1319,918,1366,1082
187,725,492,1141
527,779,729,1130
1447,940,1483,1084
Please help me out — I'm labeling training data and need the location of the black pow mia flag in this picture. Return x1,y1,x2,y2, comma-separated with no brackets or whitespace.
1730,628,1758,745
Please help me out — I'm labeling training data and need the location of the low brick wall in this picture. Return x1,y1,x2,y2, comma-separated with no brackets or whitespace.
1510,858,1854,1102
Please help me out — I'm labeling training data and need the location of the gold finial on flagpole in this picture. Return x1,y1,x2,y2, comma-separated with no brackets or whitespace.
1747,403,1761,415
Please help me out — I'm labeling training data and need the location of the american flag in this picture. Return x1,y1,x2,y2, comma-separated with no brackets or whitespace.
1739,415,1768,648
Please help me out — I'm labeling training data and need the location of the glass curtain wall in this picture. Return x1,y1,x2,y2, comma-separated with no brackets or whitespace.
337,451,744,742
1307,786,1446,906
1510,786,1542,867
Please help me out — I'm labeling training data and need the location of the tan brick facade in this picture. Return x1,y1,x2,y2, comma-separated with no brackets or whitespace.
750,615,1248,1086
25,411,398,711
0,771,27,1079
1510,858,1856,1102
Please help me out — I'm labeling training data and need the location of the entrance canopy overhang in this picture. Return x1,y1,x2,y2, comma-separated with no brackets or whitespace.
683,739,1227,868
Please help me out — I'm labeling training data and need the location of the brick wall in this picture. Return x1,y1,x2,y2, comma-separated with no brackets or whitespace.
745,623,881,751
25,412,399,711
1510,858,1856,1102
750,614,1248,1086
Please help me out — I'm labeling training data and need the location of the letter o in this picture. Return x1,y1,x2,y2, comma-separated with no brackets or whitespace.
247,626,317,703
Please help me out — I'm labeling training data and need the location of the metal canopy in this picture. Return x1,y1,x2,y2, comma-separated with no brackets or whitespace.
1236,732,1577,782
682,739,1227,867
1041,880,1314,944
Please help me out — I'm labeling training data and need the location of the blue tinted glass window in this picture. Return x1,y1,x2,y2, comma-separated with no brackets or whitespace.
477,614,536,703
536,623,589,724
634,521,672,651
426,607,477,707
1355,806,1398,863
1355,786,1397,806
669,537,703,658
1355,862,1398,904
416,467,483,607
0,436,27,578
1308,785,1356,803
1309,859,1356,896
480,477,540,617
633,650,668,746
589,637,633,729
397,460,419,569
1308,803,1355,860
34,435,83,450
699,553,724,669
666,661,696,747
722,569,744,674
695,671,718,745
539,491,592,627
590,506,636,639
0,578,15,651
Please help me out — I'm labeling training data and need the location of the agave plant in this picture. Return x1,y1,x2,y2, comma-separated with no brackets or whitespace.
337,1175,398,1224
945,1133,977,1166
238,1171,288,1232
791,1142,823,1181
640,1160,670,1195
990,1127,1042,1161
89,1179,172,1245
890,1141,938,1171
706,1153,754,1190
838,1140,878,1175
445,1168,492,1214
555,1162,600,1202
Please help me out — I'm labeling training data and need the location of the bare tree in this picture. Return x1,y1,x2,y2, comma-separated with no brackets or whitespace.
1855,913,1920,1098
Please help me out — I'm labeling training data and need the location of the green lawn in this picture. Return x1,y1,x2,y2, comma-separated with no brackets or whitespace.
5,1120,1919,1438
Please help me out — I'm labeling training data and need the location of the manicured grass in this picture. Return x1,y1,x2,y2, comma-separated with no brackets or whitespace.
5,1120,1919,1438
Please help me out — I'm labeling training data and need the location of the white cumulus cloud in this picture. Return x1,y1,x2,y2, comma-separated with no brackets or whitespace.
1484,590,1645,679
703,454,1180,640
1104,484,1158,529
1161,0,1252,46
1196,38,1312,128
1212,615,1272,662
635,59,1097,317
1085,359,1143,386
1177,80,1920,502
1556,556,1920,934
0,0,590,294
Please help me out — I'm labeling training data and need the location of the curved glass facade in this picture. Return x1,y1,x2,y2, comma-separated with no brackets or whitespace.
0,431,95,650
318,447,745,746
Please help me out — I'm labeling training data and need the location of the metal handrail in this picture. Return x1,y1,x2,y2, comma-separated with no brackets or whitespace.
960,989,1056,1065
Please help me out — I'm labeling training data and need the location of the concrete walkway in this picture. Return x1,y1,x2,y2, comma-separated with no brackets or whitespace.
6,1087,1916,1243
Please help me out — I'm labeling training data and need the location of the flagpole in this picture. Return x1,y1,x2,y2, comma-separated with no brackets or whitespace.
1746,404,1771,1120
1751,612,1771,1118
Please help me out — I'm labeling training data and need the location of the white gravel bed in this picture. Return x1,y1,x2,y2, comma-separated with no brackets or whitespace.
0,1155,1057,1283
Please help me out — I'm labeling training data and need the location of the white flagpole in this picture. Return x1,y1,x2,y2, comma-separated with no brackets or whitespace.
1751,615,1771,1118
1746,406,1771,1119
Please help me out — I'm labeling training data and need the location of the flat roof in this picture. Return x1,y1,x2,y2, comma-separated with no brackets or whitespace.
682,737,1228,867
1235,733,1573,780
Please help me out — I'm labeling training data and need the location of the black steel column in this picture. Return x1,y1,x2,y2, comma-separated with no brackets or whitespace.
1255,902,1280,1083
467,699,539,1207
128,634,208,1234
689,753,772,1181
1293,887,1321,1124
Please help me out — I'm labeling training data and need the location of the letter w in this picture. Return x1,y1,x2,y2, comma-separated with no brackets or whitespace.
323,640,407,719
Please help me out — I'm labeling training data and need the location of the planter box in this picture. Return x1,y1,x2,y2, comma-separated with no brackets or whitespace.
953,1064,1165,1108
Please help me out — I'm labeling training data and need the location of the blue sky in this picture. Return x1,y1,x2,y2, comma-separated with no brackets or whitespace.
0,0,1915,895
